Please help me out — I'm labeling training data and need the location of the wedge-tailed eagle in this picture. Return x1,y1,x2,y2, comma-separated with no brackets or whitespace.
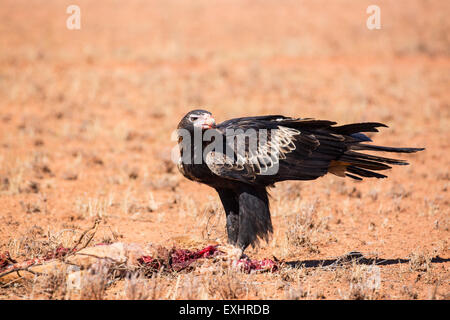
176,109,424,256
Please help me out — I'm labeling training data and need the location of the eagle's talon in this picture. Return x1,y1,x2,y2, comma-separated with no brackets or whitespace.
218,244,245,261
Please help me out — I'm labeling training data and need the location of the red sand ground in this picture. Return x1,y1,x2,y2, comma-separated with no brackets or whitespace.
0,0,448,299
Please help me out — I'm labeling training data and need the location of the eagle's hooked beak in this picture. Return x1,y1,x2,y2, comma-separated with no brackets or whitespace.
197,114,216,129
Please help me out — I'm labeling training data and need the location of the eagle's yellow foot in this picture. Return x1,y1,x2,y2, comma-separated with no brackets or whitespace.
218,244,246,261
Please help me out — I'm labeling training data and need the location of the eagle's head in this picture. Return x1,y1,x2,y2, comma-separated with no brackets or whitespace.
177,109,216,131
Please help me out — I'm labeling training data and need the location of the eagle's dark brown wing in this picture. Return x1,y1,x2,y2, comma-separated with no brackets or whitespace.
206,116,424,185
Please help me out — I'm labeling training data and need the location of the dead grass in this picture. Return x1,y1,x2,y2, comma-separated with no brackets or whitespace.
30,264,68,300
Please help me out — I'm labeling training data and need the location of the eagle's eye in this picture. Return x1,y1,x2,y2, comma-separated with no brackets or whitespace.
189,115,200,122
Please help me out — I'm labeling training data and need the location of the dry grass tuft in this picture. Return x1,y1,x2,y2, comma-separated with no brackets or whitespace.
408,251,432,273
78,262,112,300
340,263,381,300
30,265,68,300
123,272,150,300
285,199,330,254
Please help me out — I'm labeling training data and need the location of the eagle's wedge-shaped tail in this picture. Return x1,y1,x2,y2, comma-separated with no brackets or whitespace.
323,122,425,180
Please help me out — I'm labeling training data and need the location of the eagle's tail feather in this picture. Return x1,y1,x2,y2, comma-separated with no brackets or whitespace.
352,144,425,154
328,144,424,181
332,122,388,134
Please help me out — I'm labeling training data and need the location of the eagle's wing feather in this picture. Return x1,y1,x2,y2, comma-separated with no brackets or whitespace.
205,117,322,183
204,115,424,184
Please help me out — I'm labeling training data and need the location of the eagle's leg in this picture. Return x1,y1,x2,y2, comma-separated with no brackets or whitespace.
237,185,273,253
216,186,273,260
216,188,240,246
215,188,245,261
